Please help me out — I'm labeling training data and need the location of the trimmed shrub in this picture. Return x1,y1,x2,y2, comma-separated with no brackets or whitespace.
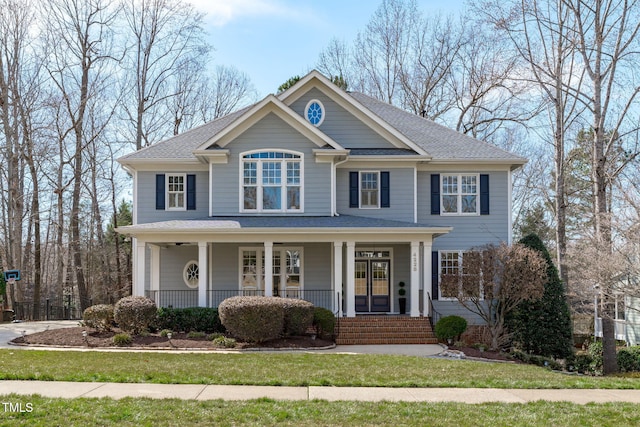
155,307,224,333
159,329,172,337
114,296,157,335
435,315,468,342
187,331,206,339
313,307,336,339
617,346,640,372
218,296,285,343
112,333,132,347
573,352,593,374
278,298,314,336
83,304,114,332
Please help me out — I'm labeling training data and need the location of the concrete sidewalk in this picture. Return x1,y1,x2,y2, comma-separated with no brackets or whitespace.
1,380,640,404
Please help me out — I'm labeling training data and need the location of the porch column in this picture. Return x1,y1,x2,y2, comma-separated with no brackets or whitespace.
198,242,208,307
423,240,432,317
134,239,146,297
346,241,356,317
333,241,343,317
410,241,420,317
264,241,273,297
150,245,160,306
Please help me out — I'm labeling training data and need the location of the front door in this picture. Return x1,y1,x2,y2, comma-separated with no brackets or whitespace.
355,259,390,312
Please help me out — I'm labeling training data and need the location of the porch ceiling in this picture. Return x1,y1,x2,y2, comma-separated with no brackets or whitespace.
116,215,452,243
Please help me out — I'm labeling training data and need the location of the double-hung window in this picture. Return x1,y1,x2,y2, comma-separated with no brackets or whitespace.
360,171,379,208
441,174,479,215
439,250,482,300
241,151,302,212
167,174,186,210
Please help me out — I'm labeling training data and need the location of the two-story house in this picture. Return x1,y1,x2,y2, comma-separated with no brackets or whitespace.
117,70,526,343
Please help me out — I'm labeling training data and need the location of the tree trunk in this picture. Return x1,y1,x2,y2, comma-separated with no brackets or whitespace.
601,317,618,375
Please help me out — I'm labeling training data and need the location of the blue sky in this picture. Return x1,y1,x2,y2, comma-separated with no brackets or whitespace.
191,0,467,97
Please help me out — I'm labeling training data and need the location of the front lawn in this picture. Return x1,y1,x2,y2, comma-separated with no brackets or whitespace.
0,349,638,389
2,395,640,426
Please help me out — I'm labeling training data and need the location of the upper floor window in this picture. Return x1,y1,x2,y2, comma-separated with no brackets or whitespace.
349,171,390,209
305,99,325,126
360,171,379,208
167,174,186,210
441,174,479,215
241,151,303,212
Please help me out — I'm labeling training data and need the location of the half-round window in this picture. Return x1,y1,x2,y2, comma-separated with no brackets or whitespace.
305,99,325,126
183,260,199,288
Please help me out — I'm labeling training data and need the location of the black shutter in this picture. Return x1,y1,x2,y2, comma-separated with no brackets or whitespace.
380,171,390,208
480,174,489,215
187,174,196,210
349,172,359,208
431,251,439,300
156,174,165,210
430,174,440,215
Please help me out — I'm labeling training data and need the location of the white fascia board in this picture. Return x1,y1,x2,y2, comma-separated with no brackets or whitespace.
278,70,429,156
118,159,209,172
192,149,230,164
418,160,525,172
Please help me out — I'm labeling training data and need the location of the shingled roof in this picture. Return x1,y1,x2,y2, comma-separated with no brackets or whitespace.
118,81,525,165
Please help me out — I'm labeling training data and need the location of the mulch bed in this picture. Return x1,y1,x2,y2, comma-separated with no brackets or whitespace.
11,327,334,350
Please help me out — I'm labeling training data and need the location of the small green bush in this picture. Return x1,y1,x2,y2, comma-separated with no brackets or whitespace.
114,296,157,335
278,298,314,336
434,315,468,342
212,335,237,348
588,340,603,375
155,307,224,333
313,307,336,339
617,346,640,372
83,304,114,332
187,331,206,339
511,350,563,370
218,296,285,343
112,333,132,347
572,352,593,374
159,329,172,337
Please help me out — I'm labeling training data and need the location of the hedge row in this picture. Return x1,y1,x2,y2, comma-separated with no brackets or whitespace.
218,296,314,343
156,307,224,334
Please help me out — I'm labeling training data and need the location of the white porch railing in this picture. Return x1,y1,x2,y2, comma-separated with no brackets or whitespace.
594,317,627,341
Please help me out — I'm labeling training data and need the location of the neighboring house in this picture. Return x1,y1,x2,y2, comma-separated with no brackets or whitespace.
117,70,526,325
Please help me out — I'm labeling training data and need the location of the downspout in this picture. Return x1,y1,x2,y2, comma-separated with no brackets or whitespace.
332,155,349,216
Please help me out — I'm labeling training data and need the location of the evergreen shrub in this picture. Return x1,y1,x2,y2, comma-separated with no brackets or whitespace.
434,315,468,342
313,307,336,339
218,296,285,343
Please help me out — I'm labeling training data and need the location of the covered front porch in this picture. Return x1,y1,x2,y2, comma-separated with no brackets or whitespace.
117,216,451,318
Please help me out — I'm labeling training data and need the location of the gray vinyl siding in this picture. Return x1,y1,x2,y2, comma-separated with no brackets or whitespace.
211,113,332,215
432,301,486,325
336,167,414,222
290,88,396,150
158,245,199,291
137,171,209,224
417,171,510,249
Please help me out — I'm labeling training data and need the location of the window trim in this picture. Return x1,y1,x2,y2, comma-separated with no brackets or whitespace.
359,171,381,209
440,173,480,216
239,150,304,213
166,173,187,211
304,99,325,127
183,260,199,289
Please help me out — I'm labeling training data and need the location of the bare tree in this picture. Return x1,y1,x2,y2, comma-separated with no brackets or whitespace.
475,0,586,287
41,0,119,311
441,243,547,350
121,0,210,149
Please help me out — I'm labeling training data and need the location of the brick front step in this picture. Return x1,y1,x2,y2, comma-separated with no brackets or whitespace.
336,315,438,345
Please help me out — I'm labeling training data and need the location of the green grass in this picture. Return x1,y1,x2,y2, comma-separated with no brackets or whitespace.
1,395,639,426
0,349,638,389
